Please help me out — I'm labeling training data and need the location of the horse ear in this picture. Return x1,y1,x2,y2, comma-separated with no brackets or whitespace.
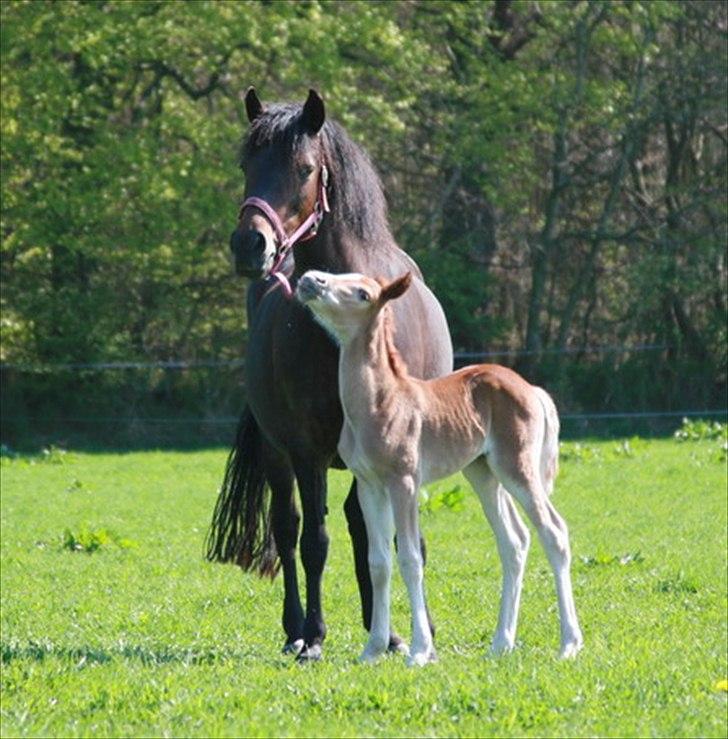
379,272,413,304
245,87,264,122
302,89,325,134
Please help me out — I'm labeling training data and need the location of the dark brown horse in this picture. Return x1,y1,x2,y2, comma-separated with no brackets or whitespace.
206,88,453,660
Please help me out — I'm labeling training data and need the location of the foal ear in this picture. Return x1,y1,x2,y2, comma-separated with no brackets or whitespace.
379,272,413,304
245,87,264,123
302,89,325,134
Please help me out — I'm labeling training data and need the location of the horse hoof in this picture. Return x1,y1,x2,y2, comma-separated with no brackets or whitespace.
387,636,410,656
296,643,322,662
282,639,305,656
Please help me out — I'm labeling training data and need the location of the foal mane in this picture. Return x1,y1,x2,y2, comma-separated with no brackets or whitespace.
380,307,410,379
242,103,393,246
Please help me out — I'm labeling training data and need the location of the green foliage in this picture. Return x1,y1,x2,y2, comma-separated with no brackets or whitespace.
1,439,726,736
559,442,603,463
656,571,700,596
673,418,727,443
1,0,725,429
420,482,465,514
40,445,74,465
579,551,645,568
61,525,137,553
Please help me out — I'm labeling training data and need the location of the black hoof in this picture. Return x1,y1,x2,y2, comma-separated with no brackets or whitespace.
388,635,409,655
282,638,305,656
295,643,322,662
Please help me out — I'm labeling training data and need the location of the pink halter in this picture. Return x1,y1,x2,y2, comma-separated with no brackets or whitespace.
239,166,330,297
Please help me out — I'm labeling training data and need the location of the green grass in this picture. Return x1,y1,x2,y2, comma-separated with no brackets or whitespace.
1,437,726,737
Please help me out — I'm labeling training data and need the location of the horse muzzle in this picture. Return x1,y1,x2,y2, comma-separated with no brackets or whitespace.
230,228,275,278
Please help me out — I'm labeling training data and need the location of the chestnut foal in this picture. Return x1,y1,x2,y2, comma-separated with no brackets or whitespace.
296,270,583,666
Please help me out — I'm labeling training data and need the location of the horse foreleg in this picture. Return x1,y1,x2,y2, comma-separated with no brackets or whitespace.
343,480,410,654
294,461,329,661
266,447,304,655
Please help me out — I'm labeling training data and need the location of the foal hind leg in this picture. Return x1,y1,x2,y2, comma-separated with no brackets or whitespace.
389,476,436,667
464,457,530,655
265,446,304,655
489,452,583,658
355,480,394,663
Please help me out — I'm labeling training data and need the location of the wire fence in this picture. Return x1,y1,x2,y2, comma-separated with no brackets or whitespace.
0,343,671,373
2,343,725,445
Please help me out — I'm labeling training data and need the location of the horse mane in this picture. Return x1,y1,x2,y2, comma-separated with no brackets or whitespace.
241,103,393,246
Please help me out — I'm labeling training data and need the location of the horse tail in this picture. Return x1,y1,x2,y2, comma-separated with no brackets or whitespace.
205,406,279,578
535,387,560,497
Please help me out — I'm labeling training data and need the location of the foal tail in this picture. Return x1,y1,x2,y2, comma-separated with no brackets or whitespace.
535,387,560,496
205,406,279,578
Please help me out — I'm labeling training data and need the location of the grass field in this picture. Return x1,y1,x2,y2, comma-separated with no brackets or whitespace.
1,433,726,737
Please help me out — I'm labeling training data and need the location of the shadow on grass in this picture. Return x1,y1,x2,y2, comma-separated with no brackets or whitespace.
1,640,254,666
2,416,706,457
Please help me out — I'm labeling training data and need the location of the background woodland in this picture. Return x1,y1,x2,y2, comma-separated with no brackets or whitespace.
2,0,726,443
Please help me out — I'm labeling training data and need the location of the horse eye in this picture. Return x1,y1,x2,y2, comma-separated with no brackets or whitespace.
298,164,314,180
358,289,370,302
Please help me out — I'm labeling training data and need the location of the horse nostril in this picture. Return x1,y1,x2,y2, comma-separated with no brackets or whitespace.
242,230,266,253
314,275,326,286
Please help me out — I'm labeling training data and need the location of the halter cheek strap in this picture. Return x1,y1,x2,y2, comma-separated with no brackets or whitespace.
238,166,330,297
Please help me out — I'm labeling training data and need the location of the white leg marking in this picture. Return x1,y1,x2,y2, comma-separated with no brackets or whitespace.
490,455,583,658
356,479,394,663
464,458,530,655
390,479,435,667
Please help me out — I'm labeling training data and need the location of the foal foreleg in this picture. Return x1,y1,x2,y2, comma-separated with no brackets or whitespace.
344,481,409,654
356,479,394,663
390,477,435,667
464,458,530,655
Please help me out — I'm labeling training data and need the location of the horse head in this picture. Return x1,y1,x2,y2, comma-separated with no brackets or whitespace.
230,88,329,280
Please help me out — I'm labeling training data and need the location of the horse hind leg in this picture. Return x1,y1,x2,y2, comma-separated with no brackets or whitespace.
265,445,304,655
488,450,583,658
464,457,530,655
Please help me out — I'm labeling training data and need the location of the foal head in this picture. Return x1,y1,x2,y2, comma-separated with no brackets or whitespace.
296,270,412,343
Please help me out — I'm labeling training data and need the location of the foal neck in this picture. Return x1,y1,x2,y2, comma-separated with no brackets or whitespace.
339,306,409,408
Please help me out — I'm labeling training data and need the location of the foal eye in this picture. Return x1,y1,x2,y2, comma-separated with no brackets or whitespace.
358,289,370,302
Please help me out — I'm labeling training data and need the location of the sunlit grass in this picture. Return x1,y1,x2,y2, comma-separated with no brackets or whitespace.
1,437,726,737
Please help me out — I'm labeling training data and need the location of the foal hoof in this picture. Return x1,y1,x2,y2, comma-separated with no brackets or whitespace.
282,639,305,656
295,643,322,663
359,639,388,664
559,638,583,660
489,638,516,657
406,648,437,667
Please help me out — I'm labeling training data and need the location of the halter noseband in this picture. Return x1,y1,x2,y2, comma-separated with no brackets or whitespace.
238,165,330,297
